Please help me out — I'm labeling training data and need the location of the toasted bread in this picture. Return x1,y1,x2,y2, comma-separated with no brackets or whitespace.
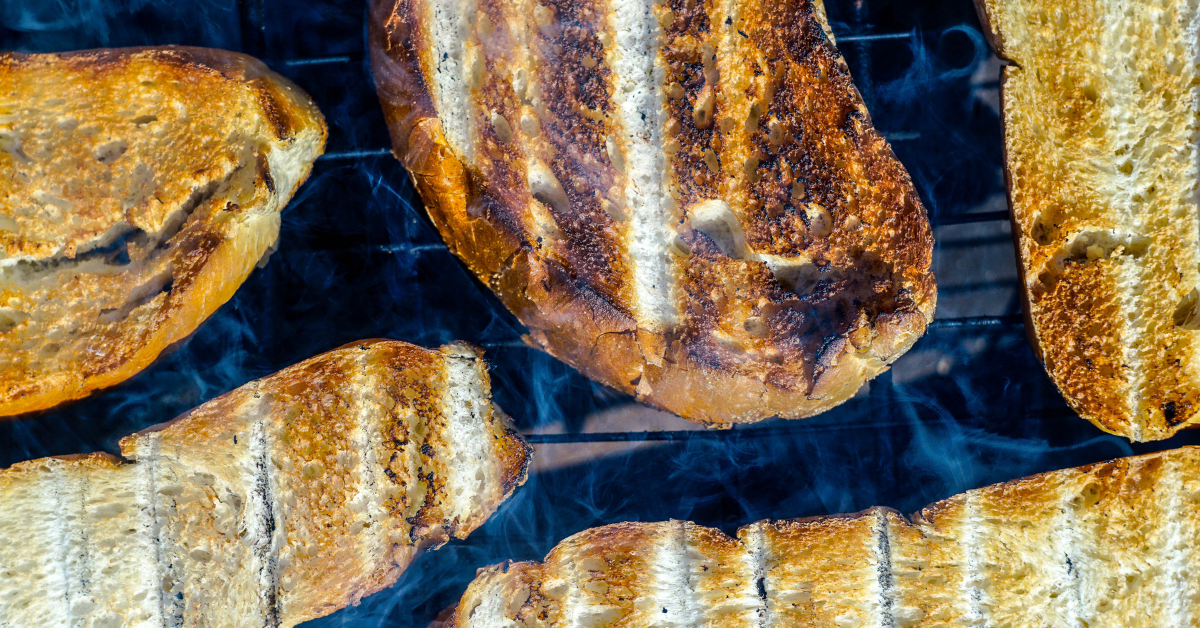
0,340,531,628
975,1,1200,441
443,446,1200,628
369,0,936,426
0,47,327,417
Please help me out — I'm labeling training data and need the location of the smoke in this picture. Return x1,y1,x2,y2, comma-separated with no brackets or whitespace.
1,0,240,51
6,1,1200,628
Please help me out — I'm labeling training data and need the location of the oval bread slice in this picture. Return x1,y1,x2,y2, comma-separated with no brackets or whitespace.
975,1,1200,441
0,339,532,628
442,446,1200,628
0,47,327,417
369,0,936,426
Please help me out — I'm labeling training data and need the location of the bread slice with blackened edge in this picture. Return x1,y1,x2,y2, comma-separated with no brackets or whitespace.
0,339,531,628
974,1,1200,441
369,0,936,426
0,47,326,417
442,446,1200,628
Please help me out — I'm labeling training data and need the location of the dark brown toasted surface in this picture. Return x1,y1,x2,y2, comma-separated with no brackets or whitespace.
370,0,935,426
0,46,327,417
443,446,1200,628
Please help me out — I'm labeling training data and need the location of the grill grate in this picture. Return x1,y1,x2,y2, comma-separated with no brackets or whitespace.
4,1,1198,626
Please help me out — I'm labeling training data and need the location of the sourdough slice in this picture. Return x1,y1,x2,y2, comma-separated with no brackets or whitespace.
0,340,532,628
442,446,1200,628
0,47,327,417
974,1,1200,441
369,0,936,426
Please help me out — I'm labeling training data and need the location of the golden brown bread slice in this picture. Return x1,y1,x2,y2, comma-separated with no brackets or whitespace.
369,0,936,426
974,1,1200,441
0,47,327,417
0,339,531,628
442,446,1200,628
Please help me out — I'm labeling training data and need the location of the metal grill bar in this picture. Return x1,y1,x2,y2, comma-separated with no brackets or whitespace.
941,281,1020,295
522,406,1076,444
929,315,1023,329
283,54,360,66
320,148,394,160
838,32,914,42
525,420,911,444
930,210,1009,226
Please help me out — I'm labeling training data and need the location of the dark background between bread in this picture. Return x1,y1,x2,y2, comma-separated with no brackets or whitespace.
4,0,1198,626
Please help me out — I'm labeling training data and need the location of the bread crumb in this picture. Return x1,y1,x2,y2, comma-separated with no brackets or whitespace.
807,204,832,237
490,112,513,143
694,87,715,129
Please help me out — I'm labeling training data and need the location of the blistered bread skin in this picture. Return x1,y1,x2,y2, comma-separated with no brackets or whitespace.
0,47,327,417
974,1,1200,441
443,446,1200,628
369,0,936,426
0,340,531,628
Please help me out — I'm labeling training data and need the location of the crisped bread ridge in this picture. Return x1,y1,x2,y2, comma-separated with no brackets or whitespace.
975,0,1200,441
369,0,936,426
0,46,328,417
0,340,532,628
443,446,1200,628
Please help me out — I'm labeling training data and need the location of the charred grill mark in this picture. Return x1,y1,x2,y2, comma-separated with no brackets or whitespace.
661,0,931,386
371,348,442,555
142,452,172,628
678,231,908,390
374,354,454,545
381,368,438,532
874,513,897,628
664,0,718,199
528,0,632,310
8,178,228,389
252,424,282,628
758,0,931,280
744,1,860,257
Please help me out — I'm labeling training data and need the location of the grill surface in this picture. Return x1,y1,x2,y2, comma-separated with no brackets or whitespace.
4,1,1199,626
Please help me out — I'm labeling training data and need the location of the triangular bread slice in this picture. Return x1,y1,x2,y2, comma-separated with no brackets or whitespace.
442,446,1200,628
369,0,936,426
0,47,327,417
975,1,1200,441
0,340,531,628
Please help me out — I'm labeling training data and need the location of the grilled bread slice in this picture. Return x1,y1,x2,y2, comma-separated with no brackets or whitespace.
974,1,1200,441
369,0,936,426
0,340,531,628
0,47,327,417
443,446,1200,628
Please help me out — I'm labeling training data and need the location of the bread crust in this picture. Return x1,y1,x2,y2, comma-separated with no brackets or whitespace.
0,46,327,417
369,0,935,426
444,446,1200,628
970,0,1009,63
